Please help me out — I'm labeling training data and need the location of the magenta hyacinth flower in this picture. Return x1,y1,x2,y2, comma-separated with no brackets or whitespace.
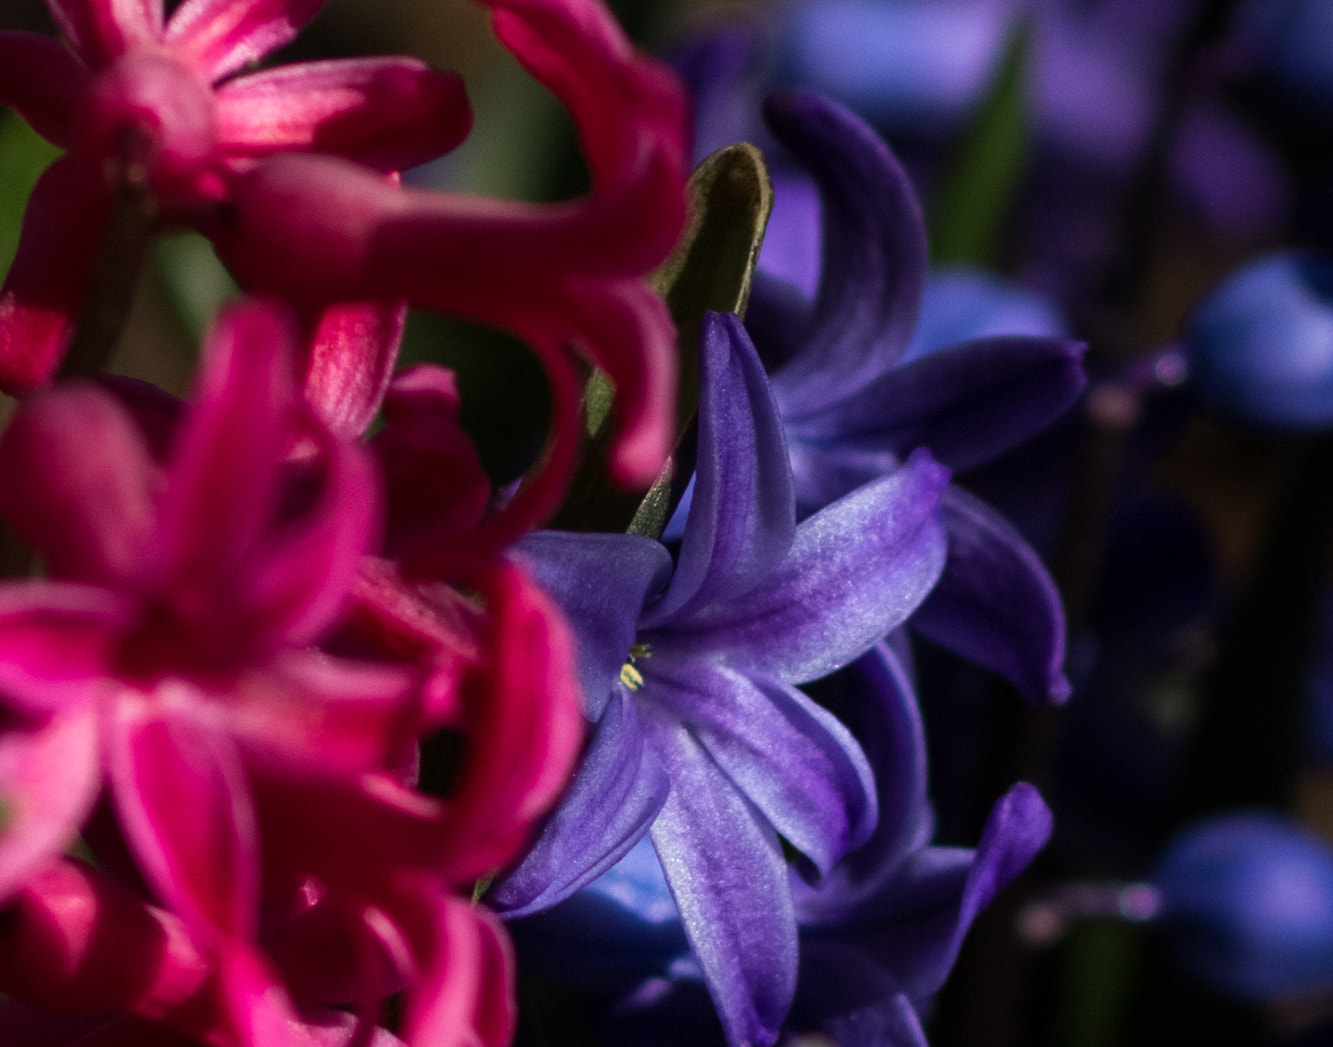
213,0,691,532
0,298,427,1041
0,0,472,392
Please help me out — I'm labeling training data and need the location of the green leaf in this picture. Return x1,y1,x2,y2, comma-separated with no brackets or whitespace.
154,231,238,345
928,19,1031,267
550,142,774,536
0,113,63,276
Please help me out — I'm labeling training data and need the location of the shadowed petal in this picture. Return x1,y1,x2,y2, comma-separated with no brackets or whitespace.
516,532,672,720
216,58,471,172
0,32,88,146
0,384,158,588
791,950,927,1047
644,313,794,625
165,0,325,82
647,658,875,877
760,90,926,419
912,486,1071,704
488,690,670,918
668,450,949,684
46,0,162,69
646,716,796,1047
788,336,1088,472
0,706,100,903
106,703,258,942
0,157,110,394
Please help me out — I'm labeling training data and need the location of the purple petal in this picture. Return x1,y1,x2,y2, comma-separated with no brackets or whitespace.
859,782,1053,1000
487,690,670,918
165,0,324,82
760,90,926,419
793,641,934,923
0,157,110,394
106,704,258,942
645,714,797,1047
788,336,1088,472
791,949,927,1047
645,313,795,624
912,486,1071,704
0,704,100,903
0,385,158,588
514,532,673,721
667,449,949,685
45,0,162,68
0,32,88,146
216,58,471,172
646,656,875,877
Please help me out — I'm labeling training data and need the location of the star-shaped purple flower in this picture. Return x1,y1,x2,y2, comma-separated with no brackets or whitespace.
488,310,950,1046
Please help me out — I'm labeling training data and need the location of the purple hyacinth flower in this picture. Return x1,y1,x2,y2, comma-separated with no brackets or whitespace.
748,90,1086,704
504,640,1052,1047
490,311,950,1047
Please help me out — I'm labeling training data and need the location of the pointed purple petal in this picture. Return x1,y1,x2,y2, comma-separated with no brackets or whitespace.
792,949,928,1047
515,532,672,721
488,689,670,918
913,486,1071,704
788,336,1088,472
647,656,875,877
667,449,949,684
761,90,926,419
165,0,324,81
0,157,110,394
0,704,100,903
46,0,162,68
793,641,934,923
216,58,471,172
643,313,795,625
0,32,88,146
645,716,796,1047
106,704,258,942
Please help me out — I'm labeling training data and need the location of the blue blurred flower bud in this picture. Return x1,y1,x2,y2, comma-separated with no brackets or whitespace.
1155,812,1333,999
1184,252,1333,429
1235,0,1333,114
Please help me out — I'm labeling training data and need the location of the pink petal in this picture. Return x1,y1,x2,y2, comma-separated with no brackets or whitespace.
0,858,212,1016
0,31,89,146
165,0,326,83
300,301,406,440
0,582,131,719
45,0,163,69
0,384,159,588
156,299,298,642
394,889,514,1047
216,58,471,172
0,705,100,903
105,702,259,943
0,157,110,394
439,562,584,882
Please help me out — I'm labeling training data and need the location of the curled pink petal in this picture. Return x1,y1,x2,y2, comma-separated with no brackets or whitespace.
0,706,100,903
0,157,110,394
0,858,212,1017
216,58,472,172
300,301,406,440
165,0,325,82
0,32,90,146
46,0,163,70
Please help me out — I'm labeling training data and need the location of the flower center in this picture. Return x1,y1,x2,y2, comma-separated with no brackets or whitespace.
619,641,652,691
76,49,221,206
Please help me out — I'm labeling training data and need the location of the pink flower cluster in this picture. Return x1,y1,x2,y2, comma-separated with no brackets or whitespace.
0,0,688,1044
